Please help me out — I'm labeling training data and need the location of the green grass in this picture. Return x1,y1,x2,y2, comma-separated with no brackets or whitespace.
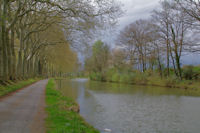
0,79,38,97
45,79,99,133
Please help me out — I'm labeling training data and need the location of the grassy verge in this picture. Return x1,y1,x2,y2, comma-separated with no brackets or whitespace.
45,79,99,133
0,79,39,97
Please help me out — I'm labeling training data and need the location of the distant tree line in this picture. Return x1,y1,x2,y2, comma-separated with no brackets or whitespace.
85,0,200,80
0,0,121,83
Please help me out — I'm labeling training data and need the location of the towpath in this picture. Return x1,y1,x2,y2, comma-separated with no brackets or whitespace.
0,79,48,133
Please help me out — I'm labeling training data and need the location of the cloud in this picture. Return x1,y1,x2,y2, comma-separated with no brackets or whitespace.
101,0,160,45
118,0,160,30
101,0,160,47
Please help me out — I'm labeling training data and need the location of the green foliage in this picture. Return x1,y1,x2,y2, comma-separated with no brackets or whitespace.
90,68,148,84
85,40,110,73
89,72,102,81
0,79,38,97
92,40,105,56
88,65,200,91
133,72,148,85
119,73,133,83
111,73,121,82
164,76,179,88
163,68,176,77
182,65,200,80
105,68,118,81
46,79,99,133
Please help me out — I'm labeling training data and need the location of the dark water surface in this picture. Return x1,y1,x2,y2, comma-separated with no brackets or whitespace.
57,79,200,133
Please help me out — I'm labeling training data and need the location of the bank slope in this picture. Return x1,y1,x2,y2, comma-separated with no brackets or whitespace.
45,79,99,133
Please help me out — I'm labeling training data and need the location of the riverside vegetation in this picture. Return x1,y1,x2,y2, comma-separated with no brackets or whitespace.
89,66,200,91
85,40,200,93
84,0,200,93
45,79,99,133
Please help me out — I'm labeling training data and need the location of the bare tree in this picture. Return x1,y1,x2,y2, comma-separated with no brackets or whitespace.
117,19,160,72
176,0,200,52
152,1,190,79
152,1,172,76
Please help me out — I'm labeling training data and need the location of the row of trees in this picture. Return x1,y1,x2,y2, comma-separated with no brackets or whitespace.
116,0,200,79
0,0,121,83
85,0,200,80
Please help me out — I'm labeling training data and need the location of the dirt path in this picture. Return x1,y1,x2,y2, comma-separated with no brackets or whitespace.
0,79,48,133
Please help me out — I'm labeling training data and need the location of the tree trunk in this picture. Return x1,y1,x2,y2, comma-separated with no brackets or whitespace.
0,5,3,81
169,46,178,77
6,30,12,80
11,26,16,80
2,0,9,81
166,40,170,76
175,50,182,79
17,28,24,79
166,24,170,76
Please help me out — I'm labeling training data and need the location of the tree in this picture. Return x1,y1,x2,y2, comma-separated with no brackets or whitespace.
176,0,200,23
111,48,128,70
0,0,122,83
176,0,200,53
85,40,110,73
152,0,190,79
152,1,172,76
117,19,161,72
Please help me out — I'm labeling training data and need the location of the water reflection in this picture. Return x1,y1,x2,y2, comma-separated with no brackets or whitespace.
57,79,200,133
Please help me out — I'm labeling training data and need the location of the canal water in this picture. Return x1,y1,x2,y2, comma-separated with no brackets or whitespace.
56,79,200,133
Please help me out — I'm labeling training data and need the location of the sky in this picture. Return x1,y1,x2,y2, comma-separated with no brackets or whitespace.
102,0,160,47
118,0,160,29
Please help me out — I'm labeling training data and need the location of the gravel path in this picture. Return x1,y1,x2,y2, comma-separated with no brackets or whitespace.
0,79,48,133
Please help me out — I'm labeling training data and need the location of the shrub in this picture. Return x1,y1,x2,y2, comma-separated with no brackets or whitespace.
164,76,179,87
134,72,148,85
111,73,120,82
163,68,175,77
119,73,135,84
89,72,102,81
119,74,129,83
182,65,200,80
145,69,154,76
105,68,118,81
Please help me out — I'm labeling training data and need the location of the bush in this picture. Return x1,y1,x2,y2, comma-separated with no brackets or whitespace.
119,73,135,84
119,74,129,83
111,73,120,82
89,72,102,81
105,68,118,82
163,68,175,77
134,72,148,85
164,76,179,87
182,65,200,80
145,69,154,76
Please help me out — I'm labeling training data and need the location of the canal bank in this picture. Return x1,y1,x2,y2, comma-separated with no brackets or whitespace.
45,79,99,133
57,78,200,133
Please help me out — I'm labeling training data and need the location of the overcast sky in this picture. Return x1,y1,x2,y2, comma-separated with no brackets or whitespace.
102,0,160,47
118,0,160,29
